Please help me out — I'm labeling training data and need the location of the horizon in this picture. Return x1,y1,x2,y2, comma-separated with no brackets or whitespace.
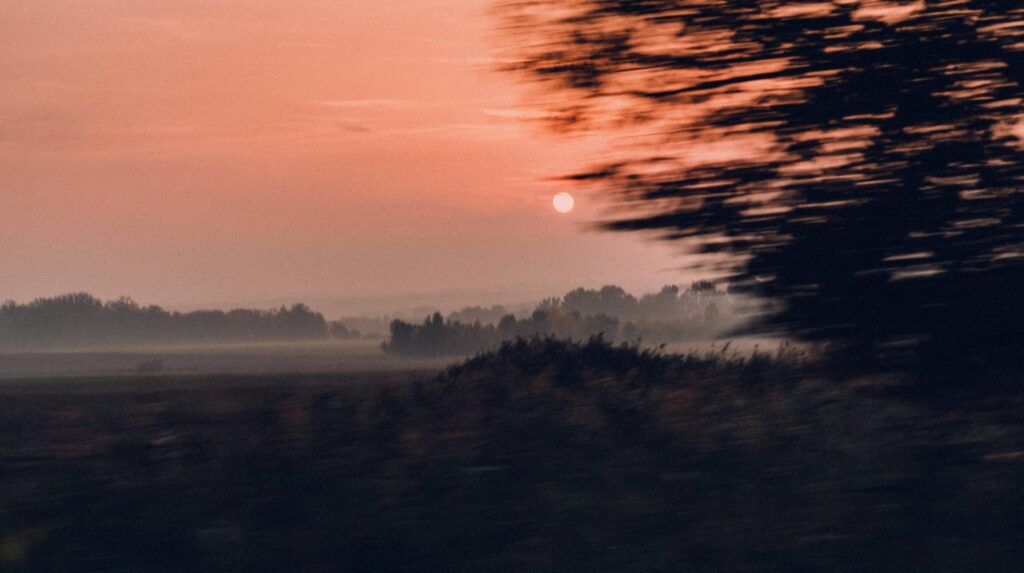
3,280,724,321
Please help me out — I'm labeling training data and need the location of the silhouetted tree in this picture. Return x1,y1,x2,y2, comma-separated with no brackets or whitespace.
448,305,510,325
688,281,717,295
0,294,329,350
382,284,731,356
498,1,1024,373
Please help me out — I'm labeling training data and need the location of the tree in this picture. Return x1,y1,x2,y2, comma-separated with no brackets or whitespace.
688,281,717,295
497,0,1024,372
0,294,330,350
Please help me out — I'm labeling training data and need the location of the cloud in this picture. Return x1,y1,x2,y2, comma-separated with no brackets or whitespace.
313,99,410,109
336,121,373,133
310,99,474,110
377,123,522,140
483,108,557,120
427,57,522,66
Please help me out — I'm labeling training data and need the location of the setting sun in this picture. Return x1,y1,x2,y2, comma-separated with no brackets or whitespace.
553,192,575,213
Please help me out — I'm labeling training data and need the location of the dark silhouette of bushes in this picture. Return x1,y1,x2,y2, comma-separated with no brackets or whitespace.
447,305,511,325
560,282,728,323
383,283,736,357
0,293,329,351
442,336,678,388
329,322,362,340
382,312,502,357
382,309,623,357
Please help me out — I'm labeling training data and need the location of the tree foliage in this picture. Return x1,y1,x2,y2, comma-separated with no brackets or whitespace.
0,293,329,351
383,283,734,357
497,0,1024,368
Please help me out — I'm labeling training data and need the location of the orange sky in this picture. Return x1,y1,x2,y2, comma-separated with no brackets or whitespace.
0,0,685,313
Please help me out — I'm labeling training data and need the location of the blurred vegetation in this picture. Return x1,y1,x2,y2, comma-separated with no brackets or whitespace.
496,0,1024,377
1,338,1021,572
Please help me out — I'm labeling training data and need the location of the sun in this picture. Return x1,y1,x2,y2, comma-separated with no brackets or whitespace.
553,192,575,214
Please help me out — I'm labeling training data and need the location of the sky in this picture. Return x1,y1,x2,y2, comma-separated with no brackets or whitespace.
0,0,687,314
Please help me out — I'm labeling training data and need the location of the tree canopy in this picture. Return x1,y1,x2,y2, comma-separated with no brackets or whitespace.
497,0,1024,369
0,293,329,351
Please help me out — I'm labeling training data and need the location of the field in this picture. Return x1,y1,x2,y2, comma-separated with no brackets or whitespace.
0,338,1021,572
0,339,449,383
0,337,783,383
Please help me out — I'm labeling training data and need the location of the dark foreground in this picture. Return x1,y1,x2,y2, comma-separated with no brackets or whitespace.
0,339,1021,572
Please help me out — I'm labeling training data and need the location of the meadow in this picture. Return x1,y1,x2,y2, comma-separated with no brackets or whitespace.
0,338,1020,572
0,339,447,383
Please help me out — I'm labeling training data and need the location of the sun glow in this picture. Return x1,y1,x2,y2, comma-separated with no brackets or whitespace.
553,192,575,213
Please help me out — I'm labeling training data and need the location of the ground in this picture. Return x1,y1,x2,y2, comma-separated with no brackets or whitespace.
0,339,1021,572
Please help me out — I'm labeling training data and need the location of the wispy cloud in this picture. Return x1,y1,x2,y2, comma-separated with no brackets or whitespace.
427,57,522,66
313,99,410,109
336,121,373,133
377,123,522,139
483,108,556,120
311,99,478,111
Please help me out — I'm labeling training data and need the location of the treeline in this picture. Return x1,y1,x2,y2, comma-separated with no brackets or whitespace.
383,282,735,357
332,303,539,340
0,293,330,351
1,284,734,353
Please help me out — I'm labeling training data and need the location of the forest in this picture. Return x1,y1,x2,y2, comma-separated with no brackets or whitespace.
0,293,329,351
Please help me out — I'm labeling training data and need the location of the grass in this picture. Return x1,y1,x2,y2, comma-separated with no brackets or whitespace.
0,339,448,381
0,337,1020,572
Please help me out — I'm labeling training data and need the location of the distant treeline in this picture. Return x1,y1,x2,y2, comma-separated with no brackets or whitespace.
2,284,734,353
383,282,736,357
333,303,539,340
0,293,330,351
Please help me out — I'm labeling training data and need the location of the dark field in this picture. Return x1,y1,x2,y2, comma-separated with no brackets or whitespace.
0,339,1022,572
0,340,449,382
